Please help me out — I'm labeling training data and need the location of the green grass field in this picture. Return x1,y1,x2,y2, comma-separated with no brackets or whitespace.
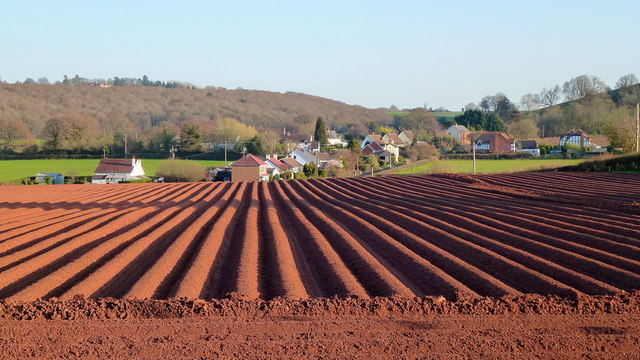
0,159,231,183
393,159,585,175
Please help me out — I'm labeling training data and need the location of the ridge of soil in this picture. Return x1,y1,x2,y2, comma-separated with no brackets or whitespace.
2,292,638,320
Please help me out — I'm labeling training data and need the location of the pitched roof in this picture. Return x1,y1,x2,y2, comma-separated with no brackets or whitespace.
516,140,538,149
384,133,404,144
95,159,134,174
232,154,266,167
448,124,471,133
316,152,332,161
400,129,414,140
282,157,302,168
474,132,514,144
365,134,384,143
564,129,589,137
266,157,290,171
290,150,318,163
368,141,385,152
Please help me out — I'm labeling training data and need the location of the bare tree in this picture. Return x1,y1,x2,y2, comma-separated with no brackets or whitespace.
464,103,478,111
535,85,561,107
615,73,639,89
0,118,32,151
519,93,540,111
562,75,607,101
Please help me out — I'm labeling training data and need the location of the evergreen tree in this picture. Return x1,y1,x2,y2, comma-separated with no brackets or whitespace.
244,135,266,156
314,117,328,146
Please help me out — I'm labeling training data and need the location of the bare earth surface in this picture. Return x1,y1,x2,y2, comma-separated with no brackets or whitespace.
1,173,639,358
1,293,639,359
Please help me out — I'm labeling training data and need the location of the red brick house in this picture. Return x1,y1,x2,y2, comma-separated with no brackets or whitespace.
230,154,269,182
473,132,515,153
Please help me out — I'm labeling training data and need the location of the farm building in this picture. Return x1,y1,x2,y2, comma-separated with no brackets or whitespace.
473,132,516,153
230,154,269,182
92,157,146,184
35,172,64,184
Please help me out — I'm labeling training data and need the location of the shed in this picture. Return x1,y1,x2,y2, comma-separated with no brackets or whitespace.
35,172,64,184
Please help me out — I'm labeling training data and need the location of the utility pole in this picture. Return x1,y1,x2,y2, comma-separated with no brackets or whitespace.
124,133,128,158
224,141,227,163
636,103,639,153
473,141,477,175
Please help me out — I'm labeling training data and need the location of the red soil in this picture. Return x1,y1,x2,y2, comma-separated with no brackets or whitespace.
1,173,640,358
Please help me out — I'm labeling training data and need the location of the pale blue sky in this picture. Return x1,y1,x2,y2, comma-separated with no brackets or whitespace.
2,1,638,110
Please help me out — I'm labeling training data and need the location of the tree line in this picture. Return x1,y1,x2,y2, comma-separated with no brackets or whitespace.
449,73,639,150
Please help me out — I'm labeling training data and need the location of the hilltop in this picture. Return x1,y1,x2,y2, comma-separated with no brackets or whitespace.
0,83,389,139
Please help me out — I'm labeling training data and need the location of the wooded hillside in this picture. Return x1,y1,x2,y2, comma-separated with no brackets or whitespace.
0,83,388,153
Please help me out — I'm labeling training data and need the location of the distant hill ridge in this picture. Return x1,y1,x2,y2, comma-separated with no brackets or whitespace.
0,83,389,136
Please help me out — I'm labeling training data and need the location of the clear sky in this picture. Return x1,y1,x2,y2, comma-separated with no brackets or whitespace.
2,0,638,111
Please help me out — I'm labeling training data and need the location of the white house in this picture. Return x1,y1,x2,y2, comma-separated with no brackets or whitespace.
327,130,348,147
92,157,146,184
289,150,319,166
361,134,385,149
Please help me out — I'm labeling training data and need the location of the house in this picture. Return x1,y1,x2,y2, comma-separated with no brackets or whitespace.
281,157,303,173
361,141,399,163
446,125,472,147
327,129,348,147
280,134,312,153
361,134,384,149
305,140,321,153
230,154,269,182
560,129,591,148
35,172,64,184
289,150,318,166
398,129,414,144
315,152,333,168
516,140,540,157
92,157,146,184
265,156,292,178
382,133,406,147
473,132,516,153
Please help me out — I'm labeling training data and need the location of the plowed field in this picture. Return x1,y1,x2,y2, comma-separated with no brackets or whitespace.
1,172,639,302
2,172,640,359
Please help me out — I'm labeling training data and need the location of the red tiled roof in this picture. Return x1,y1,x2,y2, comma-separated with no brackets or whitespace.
232,154,266,167
267,157,290,171
95,159,134,174
368,142,384,152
